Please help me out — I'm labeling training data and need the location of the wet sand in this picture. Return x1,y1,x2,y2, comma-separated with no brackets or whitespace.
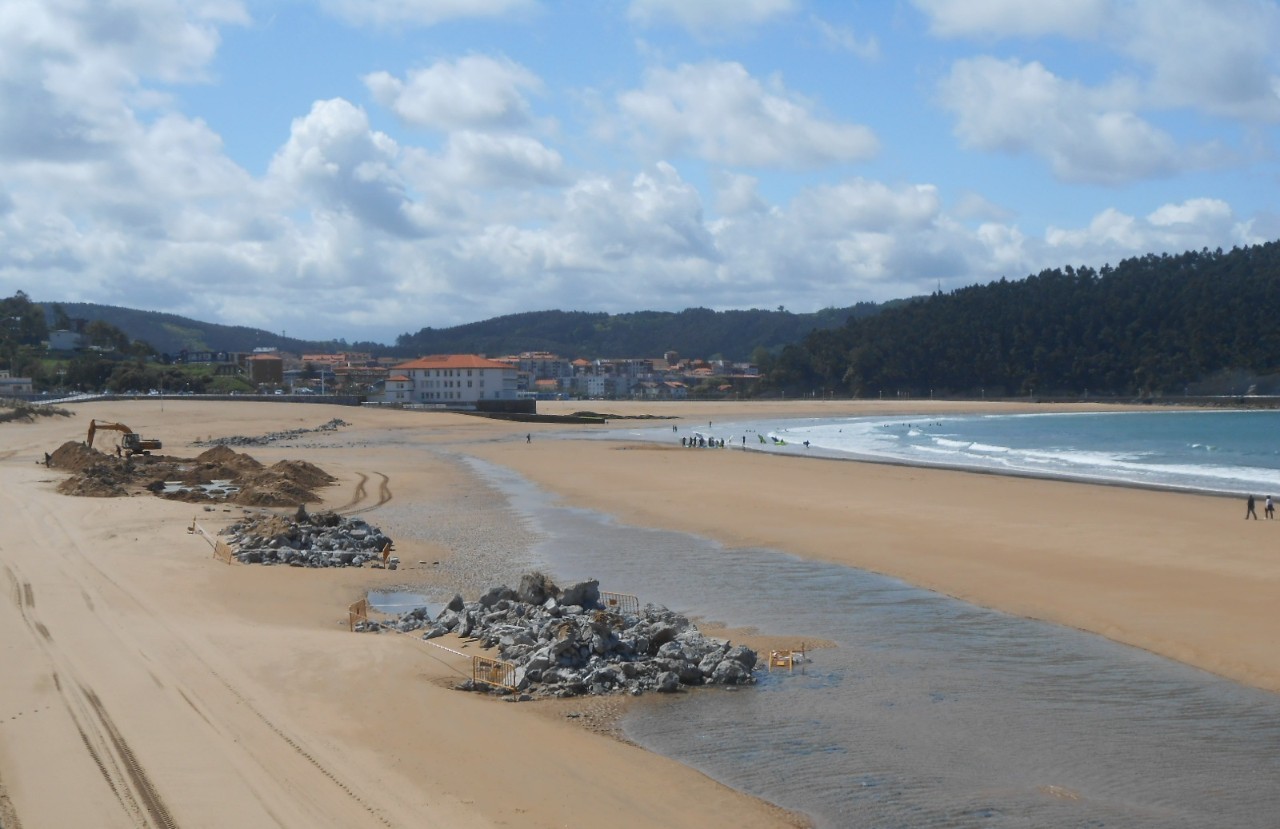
1,397,1276,828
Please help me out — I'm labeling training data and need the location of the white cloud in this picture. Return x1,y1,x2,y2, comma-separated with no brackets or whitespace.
812,16,880,61
919,0,1280,123
1147,197,1232,228
0,0,246,164
1117,0,1280,120
913,0,1108,39
319,0,536,28
0,0,1272,344
442,132,567,188
563,162,716,263
267,99,430,238
629,0,796,34
713,172,767,216
364,56,543,131
618,61,878,168
939,57,1188,183
793,179,941,237
952,192,1013,223
1044,199,1250,266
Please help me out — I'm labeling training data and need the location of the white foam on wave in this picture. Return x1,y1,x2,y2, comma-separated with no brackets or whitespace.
717,412,1280,496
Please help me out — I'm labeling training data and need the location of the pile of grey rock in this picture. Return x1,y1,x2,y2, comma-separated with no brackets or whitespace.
363,572,757,697
198,418,350,447
221,506,398,568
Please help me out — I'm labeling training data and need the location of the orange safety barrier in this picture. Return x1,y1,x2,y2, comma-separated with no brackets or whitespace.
768,643,807,672
472,655,517,690
348,598,369,632
212,540,234,565
600,590,639,616
189,519,235,564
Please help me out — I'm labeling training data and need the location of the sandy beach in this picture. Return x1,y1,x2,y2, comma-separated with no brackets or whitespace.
2,397,1277,828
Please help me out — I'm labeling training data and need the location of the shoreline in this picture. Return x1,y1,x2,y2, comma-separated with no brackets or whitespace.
480,399,1280,695
4,398,1277,828
592,405,1264,500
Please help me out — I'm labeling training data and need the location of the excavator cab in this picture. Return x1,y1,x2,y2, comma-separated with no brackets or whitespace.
86,420,162,457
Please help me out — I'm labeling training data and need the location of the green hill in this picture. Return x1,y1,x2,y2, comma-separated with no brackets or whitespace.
763,242,1280,398
40,302,882,362
393,304,882,362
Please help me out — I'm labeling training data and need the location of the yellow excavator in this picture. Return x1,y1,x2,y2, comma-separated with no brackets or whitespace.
86,420,162,457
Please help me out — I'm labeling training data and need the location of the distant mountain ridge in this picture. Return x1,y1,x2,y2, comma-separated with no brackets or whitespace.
42,302,883,362
393,305,885,362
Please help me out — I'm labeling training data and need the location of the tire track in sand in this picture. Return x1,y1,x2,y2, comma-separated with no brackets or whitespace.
342,473,392,516
4,568,176,828
7,478,398,827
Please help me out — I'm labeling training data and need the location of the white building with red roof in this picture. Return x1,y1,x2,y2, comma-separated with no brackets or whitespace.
385,354,518,405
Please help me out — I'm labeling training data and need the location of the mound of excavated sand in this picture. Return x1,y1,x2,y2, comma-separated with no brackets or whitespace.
47,440,334,508
234,475,321,507
48,440,106,472
266,460,335,490
196,445,264,473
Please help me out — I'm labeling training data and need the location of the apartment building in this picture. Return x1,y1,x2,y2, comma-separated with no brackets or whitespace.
389,354,519,404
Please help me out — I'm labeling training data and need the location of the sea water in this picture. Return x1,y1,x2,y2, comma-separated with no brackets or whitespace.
628,409,1280,496
465,455,1280,828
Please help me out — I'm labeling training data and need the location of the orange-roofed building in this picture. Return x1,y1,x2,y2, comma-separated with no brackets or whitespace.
381,374,413,403
385,354,518,405
245,353,284,386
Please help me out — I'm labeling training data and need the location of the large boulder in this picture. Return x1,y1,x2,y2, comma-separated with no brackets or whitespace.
558,579,599,609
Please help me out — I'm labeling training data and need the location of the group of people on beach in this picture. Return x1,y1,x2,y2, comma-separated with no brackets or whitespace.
1245,494,1275,519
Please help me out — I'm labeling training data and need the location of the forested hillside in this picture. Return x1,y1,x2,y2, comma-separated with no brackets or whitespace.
762,242,1280,398
39,302,881,362
395,304,882,361
44,303,372,358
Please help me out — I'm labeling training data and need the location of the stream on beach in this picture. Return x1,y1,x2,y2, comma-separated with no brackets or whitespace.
448,456,1280,829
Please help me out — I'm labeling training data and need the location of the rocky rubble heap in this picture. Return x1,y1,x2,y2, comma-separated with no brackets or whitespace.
195,418,351,447
365,572,757,698
221,506,398,568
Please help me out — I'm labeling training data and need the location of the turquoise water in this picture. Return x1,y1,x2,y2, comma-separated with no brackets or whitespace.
635,410,1280,496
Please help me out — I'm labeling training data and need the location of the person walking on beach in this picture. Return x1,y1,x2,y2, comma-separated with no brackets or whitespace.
1246,494,1258,519
1267,496,1275,519
526,433,531,444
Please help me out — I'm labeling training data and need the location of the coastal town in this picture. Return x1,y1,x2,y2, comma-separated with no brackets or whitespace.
4,324,763,404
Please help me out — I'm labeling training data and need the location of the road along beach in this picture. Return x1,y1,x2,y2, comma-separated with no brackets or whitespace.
2,397,1278,827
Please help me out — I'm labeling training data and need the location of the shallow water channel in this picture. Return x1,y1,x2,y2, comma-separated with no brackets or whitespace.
465,457,1280,829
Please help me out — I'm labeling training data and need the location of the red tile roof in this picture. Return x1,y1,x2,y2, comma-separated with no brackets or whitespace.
393,354,514,371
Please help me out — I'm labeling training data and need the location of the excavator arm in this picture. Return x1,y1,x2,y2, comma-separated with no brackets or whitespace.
86,420,134,449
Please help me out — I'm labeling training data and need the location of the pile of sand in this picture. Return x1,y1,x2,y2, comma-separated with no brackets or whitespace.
47,441,333,507
234,475,322,507
48,440,110,471
266,459,334,489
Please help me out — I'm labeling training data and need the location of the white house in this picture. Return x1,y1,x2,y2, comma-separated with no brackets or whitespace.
388,354,518,404
0,375,34,396
381,374,413,403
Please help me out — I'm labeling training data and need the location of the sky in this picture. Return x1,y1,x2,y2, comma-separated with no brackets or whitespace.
2,0,1278,345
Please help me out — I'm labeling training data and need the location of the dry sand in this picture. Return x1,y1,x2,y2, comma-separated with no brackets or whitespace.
1,397,1276,828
